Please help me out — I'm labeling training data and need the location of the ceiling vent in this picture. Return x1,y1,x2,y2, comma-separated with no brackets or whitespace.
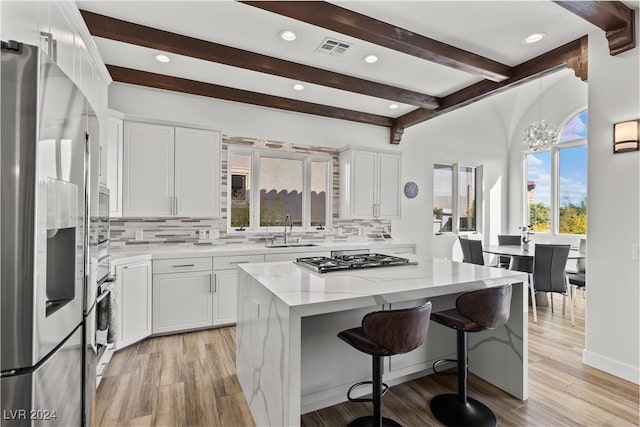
316,37,351,56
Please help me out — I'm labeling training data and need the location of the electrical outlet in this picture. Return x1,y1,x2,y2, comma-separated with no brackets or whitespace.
633,244,640,260
210,229,220,239
134,229,144,241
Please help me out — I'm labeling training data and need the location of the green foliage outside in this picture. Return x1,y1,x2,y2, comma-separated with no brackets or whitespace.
260,194,287,227
529,203,551,232
559,200,587,234
231,189,249,227
529,198,587,234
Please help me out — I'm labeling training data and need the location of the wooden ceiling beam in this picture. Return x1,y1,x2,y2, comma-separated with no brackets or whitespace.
107,65,394,127
553,1,635,55
81,10,440,109
241,1,513,82
394,36,588,132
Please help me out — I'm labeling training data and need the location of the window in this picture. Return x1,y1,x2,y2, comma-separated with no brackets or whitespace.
433,162,480,234
228,148,332,231
524,109,587,235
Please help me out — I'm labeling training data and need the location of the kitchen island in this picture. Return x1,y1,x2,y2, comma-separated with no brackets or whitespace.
236,257,529,427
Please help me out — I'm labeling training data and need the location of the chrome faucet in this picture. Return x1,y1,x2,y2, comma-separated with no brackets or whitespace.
283,214,292,244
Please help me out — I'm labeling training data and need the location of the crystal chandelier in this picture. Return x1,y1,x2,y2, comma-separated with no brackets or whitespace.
523,79,557,151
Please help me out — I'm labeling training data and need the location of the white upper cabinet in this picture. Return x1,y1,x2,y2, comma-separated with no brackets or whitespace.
377,153,402,218
123,121,175,217
106,113,123,216
122,121,221,218
339,147,401,219
174,127,220,217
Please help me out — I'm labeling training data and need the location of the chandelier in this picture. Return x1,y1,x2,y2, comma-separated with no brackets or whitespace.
523,79,558,151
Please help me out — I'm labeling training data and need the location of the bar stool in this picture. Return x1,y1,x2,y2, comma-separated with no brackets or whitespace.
430,285,512,427
338,302,432,427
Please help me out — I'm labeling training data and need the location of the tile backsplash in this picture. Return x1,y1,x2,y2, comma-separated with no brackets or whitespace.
110,134,391,248
109,217,391,248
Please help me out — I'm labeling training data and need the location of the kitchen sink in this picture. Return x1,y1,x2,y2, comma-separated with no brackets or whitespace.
265,243,318,248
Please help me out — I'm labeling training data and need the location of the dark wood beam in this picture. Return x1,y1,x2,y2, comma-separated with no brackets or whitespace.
395,36,588,130
107,65,394,127
81,10,440,109
241,1,513,83
553,1,635,55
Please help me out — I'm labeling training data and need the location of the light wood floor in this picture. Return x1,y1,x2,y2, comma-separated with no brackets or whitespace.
96,292,639,426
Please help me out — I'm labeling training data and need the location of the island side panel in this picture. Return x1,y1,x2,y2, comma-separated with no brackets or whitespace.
236,269,301,426
468,280,528,400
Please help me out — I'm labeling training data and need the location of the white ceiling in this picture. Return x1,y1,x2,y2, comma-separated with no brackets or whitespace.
78,1,598,119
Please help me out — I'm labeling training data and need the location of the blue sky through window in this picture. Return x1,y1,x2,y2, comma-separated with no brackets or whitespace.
527,110,587,207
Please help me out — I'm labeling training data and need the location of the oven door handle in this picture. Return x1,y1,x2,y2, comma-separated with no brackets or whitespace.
96,288,111,304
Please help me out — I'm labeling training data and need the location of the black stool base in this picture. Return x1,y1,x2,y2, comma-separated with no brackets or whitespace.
347,415,403,427
430,394,497,427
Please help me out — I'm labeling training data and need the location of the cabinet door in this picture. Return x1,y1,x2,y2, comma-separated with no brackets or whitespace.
153,271,213,334
117,261,152,349
123,122,175,216
48,2,75,81
377,153,401,219
106,116,123,216
213,270,237,325
174,127,219,217
351,150,377,218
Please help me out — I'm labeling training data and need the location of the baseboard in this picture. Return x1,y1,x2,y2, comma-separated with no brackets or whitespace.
583,349,640,384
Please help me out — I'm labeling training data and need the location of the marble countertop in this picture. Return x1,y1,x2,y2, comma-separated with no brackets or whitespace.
110,240,416,260
238,257,528,316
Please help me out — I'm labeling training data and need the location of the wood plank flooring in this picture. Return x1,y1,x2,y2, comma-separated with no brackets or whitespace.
95,292,639,426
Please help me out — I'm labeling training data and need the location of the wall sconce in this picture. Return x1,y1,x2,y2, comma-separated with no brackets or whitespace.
613,119,640,153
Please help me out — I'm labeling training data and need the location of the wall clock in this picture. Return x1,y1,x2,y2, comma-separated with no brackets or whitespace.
404,181,418,199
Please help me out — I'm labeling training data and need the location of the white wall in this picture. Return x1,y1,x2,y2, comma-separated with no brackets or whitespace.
583,26,639,384
109,82,515,259
109,83,389,151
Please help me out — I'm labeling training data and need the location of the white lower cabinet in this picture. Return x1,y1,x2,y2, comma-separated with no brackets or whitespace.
115,259,152,349
152,269,213,334
213,270,238,325
212,254,264,326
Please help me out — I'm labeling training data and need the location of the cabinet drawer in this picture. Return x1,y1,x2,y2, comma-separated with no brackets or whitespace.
213,254,264,270
153,257,212,274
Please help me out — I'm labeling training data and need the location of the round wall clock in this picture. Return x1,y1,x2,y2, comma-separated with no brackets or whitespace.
404,181,419,198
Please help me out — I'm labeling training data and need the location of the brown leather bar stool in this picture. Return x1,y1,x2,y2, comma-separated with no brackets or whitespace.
430,285,512,427
338,302,432,427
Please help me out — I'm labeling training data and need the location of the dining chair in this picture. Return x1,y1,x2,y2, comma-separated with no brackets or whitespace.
530,244,574,326
567,238,586,300
459,236,484,265
497,235,521,268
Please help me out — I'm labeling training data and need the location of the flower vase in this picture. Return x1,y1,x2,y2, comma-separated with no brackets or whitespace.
522,242,530,252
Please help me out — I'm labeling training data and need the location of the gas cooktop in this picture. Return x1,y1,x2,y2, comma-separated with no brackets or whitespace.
294,253,418,273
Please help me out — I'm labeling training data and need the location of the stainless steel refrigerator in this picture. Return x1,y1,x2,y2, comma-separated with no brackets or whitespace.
1,40,94,426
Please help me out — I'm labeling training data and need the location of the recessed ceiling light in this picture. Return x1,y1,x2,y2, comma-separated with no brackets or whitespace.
523,32,546,44
279,30,296,41
292,83,304,91
363,54,379,63
155,54,171,63
389,104,399,109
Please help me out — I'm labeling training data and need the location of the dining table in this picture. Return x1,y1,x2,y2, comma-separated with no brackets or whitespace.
483,244,586,306
484,244,585,260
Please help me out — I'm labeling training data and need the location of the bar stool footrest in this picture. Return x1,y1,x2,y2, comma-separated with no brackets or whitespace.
430,393,497,427
432,358,457,374
347,381,389,403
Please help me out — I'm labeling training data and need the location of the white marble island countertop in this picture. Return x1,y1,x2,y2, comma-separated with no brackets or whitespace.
238,257,528,316
236,257,529,426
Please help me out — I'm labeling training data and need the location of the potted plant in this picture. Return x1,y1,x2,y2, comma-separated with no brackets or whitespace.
519,225,532,251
